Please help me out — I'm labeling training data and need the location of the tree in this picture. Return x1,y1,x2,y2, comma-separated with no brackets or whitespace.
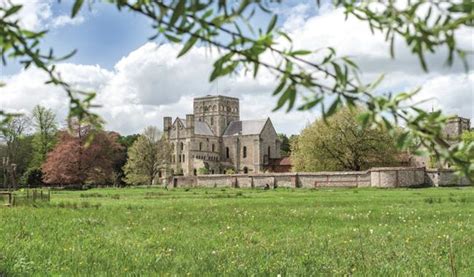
20,106,58,187
112,134,140,187
0,115,32,188
0,1,472,179
118,134,140,149
291,107,399,172
42,123,123,187
455,131,474,179
278,133,290,156
123,127,171,186
29,105,58,168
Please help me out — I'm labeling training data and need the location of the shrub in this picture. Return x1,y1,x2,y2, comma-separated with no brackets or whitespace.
225,168,236,175
197,167,209,175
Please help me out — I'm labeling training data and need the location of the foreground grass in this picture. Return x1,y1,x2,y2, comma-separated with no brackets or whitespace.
0,187,473,275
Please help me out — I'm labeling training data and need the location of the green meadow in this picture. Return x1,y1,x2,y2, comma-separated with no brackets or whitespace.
0,187,473,276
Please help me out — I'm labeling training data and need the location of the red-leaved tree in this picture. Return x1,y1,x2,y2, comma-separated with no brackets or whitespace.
42,123,123,187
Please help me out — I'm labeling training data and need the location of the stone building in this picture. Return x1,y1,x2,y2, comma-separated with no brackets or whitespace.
163,95,281,176
443,116,471,144
411,114,471,168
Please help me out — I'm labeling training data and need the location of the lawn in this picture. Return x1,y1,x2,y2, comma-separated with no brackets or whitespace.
0,187,473,276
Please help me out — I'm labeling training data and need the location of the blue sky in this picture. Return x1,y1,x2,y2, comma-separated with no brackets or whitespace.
5,0,318,74
1,0,472,135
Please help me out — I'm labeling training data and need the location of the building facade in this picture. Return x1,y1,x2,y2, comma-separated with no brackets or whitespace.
163,95,281,176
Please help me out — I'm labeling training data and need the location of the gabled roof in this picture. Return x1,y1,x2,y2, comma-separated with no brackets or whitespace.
178,118,187,128
223,119,267,136
194,121,214,136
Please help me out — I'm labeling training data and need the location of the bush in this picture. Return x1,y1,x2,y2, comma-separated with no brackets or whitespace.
21,168,44,188
197,167,209,175
225,168,236,175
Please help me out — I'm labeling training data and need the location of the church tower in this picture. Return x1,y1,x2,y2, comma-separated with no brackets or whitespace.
193,95,240,136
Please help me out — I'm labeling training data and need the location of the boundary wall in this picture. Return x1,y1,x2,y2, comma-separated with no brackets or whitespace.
172,167,471,188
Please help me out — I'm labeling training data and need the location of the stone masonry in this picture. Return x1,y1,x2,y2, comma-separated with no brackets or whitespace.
163,95,281,176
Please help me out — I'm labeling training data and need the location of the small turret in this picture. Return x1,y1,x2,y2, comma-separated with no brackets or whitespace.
163,117,172,131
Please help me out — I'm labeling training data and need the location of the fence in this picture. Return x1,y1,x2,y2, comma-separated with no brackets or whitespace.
0,189,51,207
0,192,13,207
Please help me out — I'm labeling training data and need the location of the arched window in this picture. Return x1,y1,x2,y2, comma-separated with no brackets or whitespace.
268,146,271,159
182,154,185,162
243,146,247,158
178,155,181,163
199,142,202,151
212,144,215,152
210,117,214,125
180,142,184,151
193,169,197,176
243,167,248,174
226,147,230,159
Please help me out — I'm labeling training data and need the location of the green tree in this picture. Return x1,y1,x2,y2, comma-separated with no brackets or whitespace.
278,133,290,156
0,0,472,179
29,105,58,168
291,108,399,172
123,127,171,186
20,106,58,187
455,131,474,179
0,115,32,188
111,134,140,187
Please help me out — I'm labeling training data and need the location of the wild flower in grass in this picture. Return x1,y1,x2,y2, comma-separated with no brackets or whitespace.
369,229,374,234
212,250,217,255
162,227,166,231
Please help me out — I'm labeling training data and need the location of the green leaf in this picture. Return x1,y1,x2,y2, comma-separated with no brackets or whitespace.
165,34,181,43
170,0,186,26
396,132,410,149
273,77,287,96
71,0,84,18
326,97,340,118
4,5,22,18
266,15,278,33
177,34,198,57
356,112,371,128
290,50,312,56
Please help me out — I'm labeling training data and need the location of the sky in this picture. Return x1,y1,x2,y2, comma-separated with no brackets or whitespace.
0,0,473,135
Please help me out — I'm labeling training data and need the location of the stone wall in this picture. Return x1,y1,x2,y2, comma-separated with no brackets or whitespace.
370,167,425,187
425,169,471,186
172,167,472,188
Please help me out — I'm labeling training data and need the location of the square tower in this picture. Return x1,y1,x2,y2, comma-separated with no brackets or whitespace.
193,95,240,136
443,115,471,143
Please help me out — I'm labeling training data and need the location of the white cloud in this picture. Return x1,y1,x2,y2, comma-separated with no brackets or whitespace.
415,72,474,119
50,14,85,28
0,0,85,30
0,0,53,30
1,3,472,136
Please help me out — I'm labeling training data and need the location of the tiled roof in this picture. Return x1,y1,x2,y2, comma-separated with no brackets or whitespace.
223,119,267,136
194,121,214,136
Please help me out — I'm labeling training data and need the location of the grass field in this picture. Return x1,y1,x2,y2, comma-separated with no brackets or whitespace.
0,187,473,276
